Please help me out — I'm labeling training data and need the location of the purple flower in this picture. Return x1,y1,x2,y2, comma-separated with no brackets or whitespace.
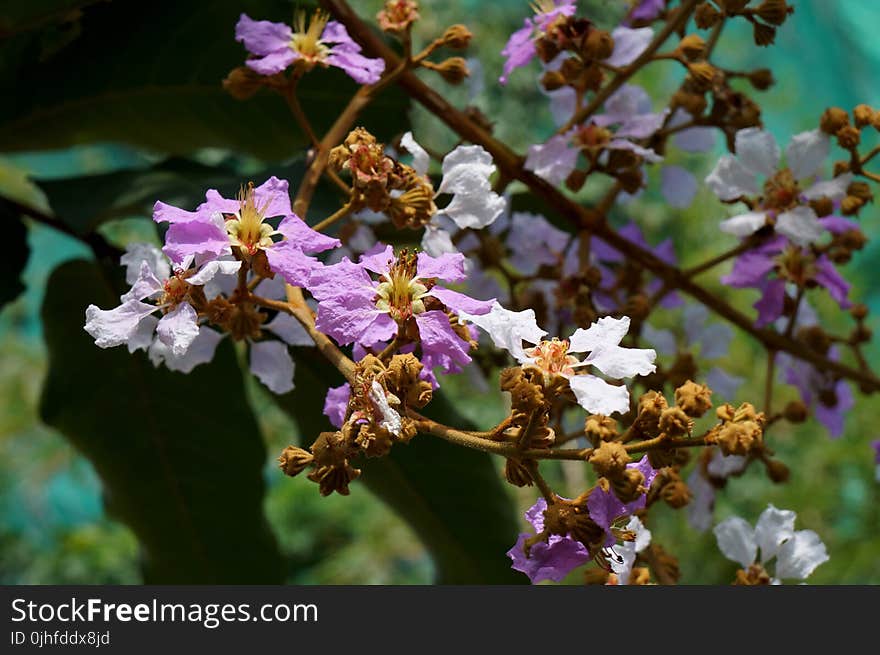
307,245,494,378
507,498,591,583
235,12,385,84
627,0,664,23
779,350,854,438
154,177,340,286
586,455,657,543
499,1,577,84
721,219,853,327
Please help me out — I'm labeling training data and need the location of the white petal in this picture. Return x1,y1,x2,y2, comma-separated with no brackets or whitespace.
435,145,505,229
400,131,430,177
459,301,547,363
719,211,768,237
706,155,760,200
127,314,159,353
84,300,157,349
524,134,579,187
568,315,629,352
438,187,507,230
786,129,829,180
735,128,780,177
583,344,656,379
149,326,223,373
369,380,403,437
421,225,459,257
754,504,796,563
567,374,630,415
186,259,241,286
802,172,852,201
628,515,652,553
714,517,758,568
120,242,169,284
775,206,823,246
155,302,199,357
774,530,829,580
609,545,637,585
249,340,295,394
264,312,313,346
121,260,164,302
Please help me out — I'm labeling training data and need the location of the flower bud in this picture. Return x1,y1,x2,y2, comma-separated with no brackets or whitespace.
853,104,876,128
763,458,790,483
377,0,420,33
659,407,692,437
278,446,314,477
755,0,793,26
841,195,865,216
836,125,861,149
847,180,873,202
504,458,533,487
432,57,470,84
783,400,808,423
223,66,265,100
809,196,834,217
540,69,568,91
677,34,706,61
443,24,472,49
752,22,776,47
850,303,869,320
661,478,692,508
748,68,774,90
820,107,850,134
694,3,722,29
687,62,718,90
585,414,619,442
589,441,630,477
675,380,713,418
583,29,615,61
716,420,763,456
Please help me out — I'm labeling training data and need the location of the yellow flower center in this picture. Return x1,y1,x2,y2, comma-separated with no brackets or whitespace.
225,182,275,257
524,338,580,376
290,10,331,65
374,250,430,323
762,167,800,211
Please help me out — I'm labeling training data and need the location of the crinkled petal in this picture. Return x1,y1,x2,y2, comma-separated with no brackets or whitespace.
120,243,170,283
721,248,777,288
327,47,385,85
754,278,786,327
459,301,547,363
499,22,536,84
774,530,829,580
235,14,293,56
155,302,199,357
583,344,656,379
323,383,351,428
803,172,853,201
524,134,579,186
127,314,159,353
150,326,223,373
428,286,494,315
415,310,472,373
775,206,824,246
706,155,760,201
265,241,322,287
735,128,780,177
358,244,395,275
416,251,466,283
400,132,431,177
713,516,757,568
813,255,850,307
819,215,859,235
568,374,630,415
568,315,629,352
607,138,662,163
249,340,295,394
276,215,341,253
121,261,164,302
84,301,157,349
421,225,458,257
244,50,298,76
436,145,505,229
719,211,768,237
786,129,829,180
507,532,591,583
754,504,796,563
661,165,698,209
605,26,652,67
153,201,203,225
369,380,403,436
186,259,241,286
162,214,231,266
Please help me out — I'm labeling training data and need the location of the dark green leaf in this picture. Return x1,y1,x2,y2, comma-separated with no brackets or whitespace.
39,260,283,583
0,203,29,309
276,348,524,584
0,0,408,159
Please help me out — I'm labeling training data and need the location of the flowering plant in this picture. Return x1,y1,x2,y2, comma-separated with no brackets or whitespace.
3,0,878,585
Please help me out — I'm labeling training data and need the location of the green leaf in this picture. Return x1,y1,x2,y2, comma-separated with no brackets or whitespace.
39,260,283,583
0,0,408,159
35,156,344,235
276,348,525,584
0,202,29,309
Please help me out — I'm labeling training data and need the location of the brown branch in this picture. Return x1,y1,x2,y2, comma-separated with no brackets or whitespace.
320,0,880,393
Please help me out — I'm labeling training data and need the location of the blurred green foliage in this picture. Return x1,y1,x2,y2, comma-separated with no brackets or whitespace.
0,0,877,585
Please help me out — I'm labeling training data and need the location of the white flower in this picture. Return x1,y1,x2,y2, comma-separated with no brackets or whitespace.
713,504,829,583
399,132,506,256
610,516,652,585
459,303,656,415
705,128,851,246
